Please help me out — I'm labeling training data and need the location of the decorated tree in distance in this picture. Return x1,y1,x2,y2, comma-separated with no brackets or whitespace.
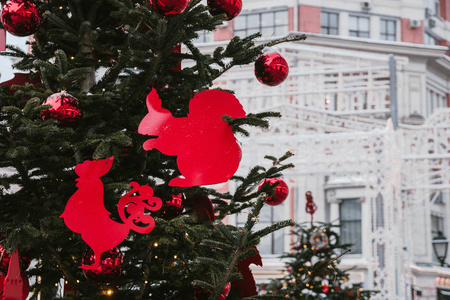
265,193,375,299
0,0,305,298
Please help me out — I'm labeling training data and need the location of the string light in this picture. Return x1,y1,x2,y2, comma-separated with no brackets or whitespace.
107,289,113,295
55,283,58,287
155,256,158,259
153,242,158,247
70,57,75,60
145,280,148,284
174,255,177,259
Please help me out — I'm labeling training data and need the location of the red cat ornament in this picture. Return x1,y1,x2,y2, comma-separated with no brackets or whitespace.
138,89,246,187
60,157,162,269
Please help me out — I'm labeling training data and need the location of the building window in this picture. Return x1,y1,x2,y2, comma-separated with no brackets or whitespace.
321,11,339,35
431,215,445,238
234,10,288,38
193,31,214,44
236,203,286,255
349,15,370,38
340,198,362,254
380,19,396,41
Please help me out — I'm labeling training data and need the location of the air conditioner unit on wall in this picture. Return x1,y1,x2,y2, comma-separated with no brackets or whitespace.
429,18,436,28
409,19,420,28
361,1,372,10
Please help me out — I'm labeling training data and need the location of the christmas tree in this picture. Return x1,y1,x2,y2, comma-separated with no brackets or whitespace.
0,0,306,299
265,218,375,299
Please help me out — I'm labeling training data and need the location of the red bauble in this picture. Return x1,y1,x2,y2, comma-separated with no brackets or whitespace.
82,247,123,284
254,52,289,86
1,0,41,36
159,194,184,220
149,0,189,15
0,245,31,274
41,92,82,127
207,0,242,21
322,284,329,293
258,178,289,206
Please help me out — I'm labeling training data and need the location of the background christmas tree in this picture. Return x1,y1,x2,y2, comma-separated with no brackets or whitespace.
265,221,376,300
0,0,306,299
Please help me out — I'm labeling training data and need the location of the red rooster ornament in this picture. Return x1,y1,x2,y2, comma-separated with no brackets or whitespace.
138,89,246,187
60,156,162,269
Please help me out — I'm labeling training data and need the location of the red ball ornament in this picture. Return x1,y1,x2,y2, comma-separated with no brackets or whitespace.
41,92,82,127
254,51,289,86
149,0,189,16
0,245,31,274
1,0,41,36
258,178,289,206
82,247,123,284
207,0,242,21
159,194,185,220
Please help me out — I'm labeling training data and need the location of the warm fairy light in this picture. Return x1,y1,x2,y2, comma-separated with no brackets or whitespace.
134,67,138,70
149,293,152,296
65,281,68,284
76,280,80,283
59,6,63,9
155,256,158,259
185,233,189,237
154,242,158,247
306,283,309,287
311,247,315,250
174,255,177,259
145,280,148,284
323,229,327,232
107,289,113,295
303,245,307,248
55,283,58,286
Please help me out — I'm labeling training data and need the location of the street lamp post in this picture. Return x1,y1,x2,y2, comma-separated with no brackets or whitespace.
432,232,449,266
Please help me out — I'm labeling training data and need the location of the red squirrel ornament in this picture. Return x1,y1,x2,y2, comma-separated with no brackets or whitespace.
60,157,162,270
138,89,246,187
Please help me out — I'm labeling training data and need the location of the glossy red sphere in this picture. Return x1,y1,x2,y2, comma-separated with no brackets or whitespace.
149,0,189,15
0,245,31,274
159,194,184,220
1,0,41,36
82,247,123,284
41,92,82,127
258,178,289,206
207,0,242,21
254,52,289,86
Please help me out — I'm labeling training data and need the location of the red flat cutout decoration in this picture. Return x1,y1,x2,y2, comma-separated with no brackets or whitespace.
138,89,246,187
231,246,262,299
60,157,162,269
3,249,28,300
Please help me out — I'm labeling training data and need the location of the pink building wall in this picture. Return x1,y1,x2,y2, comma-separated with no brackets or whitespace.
441,0,450,21
214,21,234,41
0,30,6,51
400,19,424,44
298,5,321,33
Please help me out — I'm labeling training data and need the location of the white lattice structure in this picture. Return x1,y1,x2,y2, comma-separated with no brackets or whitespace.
216,43,450,300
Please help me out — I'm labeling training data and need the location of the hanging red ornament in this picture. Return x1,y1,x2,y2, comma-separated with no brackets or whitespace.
0,245,31,274
254,50,289,86
1,0,41,36
149,0,189,16
41,92,82,127
322,284,329,294
305,191,317,223
258,178,289,206
184,194,215,222
159,194,185,220
207,0,242,21
82,247,124,284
